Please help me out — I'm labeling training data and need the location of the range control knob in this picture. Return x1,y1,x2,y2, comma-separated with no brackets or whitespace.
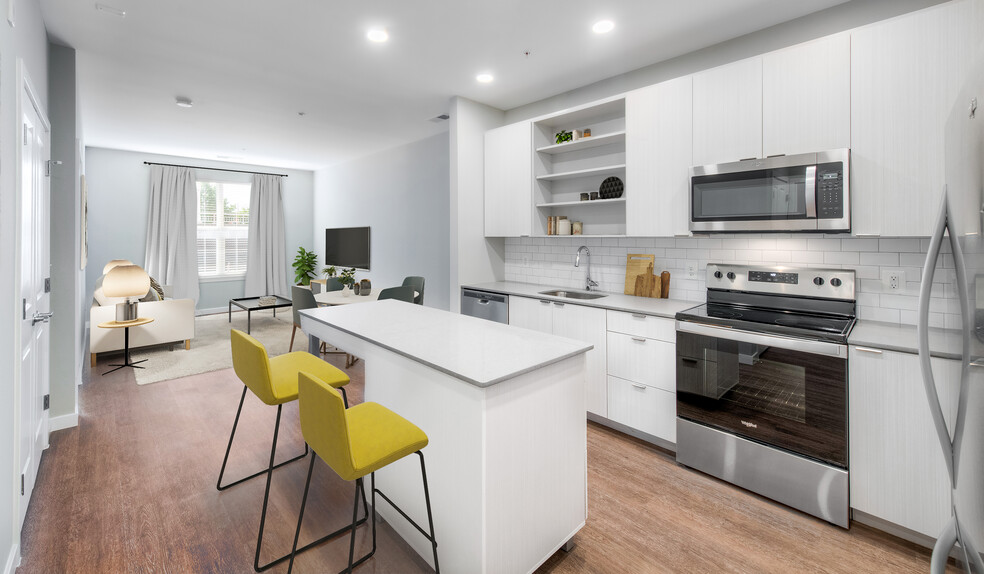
726,272,736,280
830,277,843,287
813,277,824,286
713,271,723,279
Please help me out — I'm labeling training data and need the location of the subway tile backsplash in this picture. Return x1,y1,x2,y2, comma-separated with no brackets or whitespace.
503,235,958,329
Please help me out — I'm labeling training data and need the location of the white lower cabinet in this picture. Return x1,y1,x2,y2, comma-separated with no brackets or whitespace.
606,331,675,392
849,346,958,538
607,376,676,443
606,311,677,444
508,296,608,417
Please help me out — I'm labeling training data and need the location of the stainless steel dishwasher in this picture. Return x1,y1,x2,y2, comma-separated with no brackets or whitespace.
460,288,509,324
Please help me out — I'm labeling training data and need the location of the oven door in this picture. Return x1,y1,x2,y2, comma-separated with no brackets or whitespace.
676,321,848,468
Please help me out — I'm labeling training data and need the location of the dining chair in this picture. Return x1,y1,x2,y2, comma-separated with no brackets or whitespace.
292,285,351,363
402,276,425,305
378,285,415,303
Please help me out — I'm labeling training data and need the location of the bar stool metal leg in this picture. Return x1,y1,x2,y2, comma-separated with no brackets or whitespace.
286,455,371,574
216,386,309,492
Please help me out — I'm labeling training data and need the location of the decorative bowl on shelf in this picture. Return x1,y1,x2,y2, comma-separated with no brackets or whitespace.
599,176,624,199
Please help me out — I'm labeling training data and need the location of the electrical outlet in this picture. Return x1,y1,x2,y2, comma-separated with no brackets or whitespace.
522,254,531,266
884,270,902,290
686,261,698,278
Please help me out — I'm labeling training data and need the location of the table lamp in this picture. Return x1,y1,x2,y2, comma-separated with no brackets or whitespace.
103,264,150,322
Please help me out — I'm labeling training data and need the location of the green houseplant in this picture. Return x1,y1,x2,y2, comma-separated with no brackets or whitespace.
338,267,357,289
292,247,319,285
321,265,337,279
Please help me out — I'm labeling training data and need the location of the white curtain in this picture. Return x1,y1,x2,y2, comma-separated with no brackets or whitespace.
144,165,199,302
244,174,289,297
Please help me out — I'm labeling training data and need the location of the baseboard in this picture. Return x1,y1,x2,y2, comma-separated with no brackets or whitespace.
586,412,677,454
4,543,19,574
49,411,79,432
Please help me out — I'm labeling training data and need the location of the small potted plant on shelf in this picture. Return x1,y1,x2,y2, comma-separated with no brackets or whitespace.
338,267,357,296
293,247,318,286
322,266,337,279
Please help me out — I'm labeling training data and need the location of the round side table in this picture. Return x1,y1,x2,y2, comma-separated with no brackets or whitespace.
97,317,154,375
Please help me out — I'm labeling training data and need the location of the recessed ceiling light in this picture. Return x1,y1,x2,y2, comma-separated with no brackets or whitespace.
592,20,615,34
367,29,389,43
95,3,126,17
175,97,193,108
476,73,494,83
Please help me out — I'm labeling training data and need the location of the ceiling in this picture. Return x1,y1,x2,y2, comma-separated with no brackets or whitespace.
40,0,849,171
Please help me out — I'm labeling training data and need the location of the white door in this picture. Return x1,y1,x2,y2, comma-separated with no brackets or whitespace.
18,69,50,529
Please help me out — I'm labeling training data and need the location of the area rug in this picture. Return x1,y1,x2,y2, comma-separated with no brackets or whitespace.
132,309,297,385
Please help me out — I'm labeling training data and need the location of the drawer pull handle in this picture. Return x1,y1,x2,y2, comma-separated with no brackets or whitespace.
681,357,698,364
554,302,565,307
855,346,883,354
631,337,646,343
540,300,551,304
631,313,646,319
632,383,647,390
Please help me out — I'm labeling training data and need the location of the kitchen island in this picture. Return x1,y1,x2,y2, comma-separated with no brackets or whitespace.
300,300,592,574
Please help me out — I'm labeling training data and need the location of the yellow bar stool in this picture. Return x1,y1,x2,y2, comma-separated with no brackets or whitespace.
219,329,366,572
287,372,440,574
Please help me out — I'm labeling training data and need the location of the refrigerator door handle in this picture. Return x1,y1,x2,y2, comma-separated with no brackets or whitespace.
917,191,956,484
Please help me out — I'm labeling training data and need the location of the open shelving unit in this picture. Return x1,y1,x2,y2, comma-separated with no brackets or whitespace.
532,97,627,236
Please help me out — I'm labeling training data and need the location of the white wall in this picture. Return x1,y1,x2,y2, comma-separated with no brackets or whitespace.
314,133,451,310
47,43,81,429
448,96,506,312
83,147,314,312
0,0,49,571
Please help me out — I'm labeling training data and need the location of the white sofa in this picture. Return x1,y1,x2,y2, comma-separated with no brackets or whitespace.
90,298,196,366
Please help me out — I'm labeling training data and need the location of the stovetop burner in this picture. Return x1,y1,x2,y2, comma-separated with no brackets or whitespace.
677,302,855,343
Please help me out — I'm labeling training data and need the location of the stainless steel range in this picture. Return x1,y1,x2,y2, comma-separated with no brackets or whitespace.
675,263,856,528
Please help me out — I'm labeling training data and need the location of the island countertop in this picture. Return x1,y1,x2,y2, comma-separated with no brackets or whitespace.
300,299,593,388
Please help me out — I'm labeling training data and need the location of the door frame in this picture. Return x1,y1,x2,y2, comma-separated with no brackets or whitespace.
10,58,50,571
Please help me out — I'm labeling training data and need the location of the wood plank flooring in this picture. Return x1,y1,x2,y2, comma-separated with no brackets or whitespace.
17,350,948,573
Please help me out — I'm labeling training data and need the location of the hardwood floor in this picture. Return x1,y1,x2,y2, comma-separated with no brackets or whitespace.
18,351,948,573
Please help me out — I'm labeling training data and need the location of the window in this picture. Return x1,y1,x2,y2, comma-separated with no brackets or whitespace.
197,181,250,277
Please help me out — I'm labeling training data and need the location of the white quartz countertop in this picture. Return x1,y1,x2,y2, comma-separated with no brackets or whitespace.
300,299,593,388
848,320,964,360
462,281,698,319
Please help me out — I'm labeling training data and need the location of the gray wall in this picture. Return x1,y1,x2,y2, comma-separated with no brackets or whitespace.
48,43,82,425
83,147,314,312
314,133,451,310
506,0,947,123
0,0,49,568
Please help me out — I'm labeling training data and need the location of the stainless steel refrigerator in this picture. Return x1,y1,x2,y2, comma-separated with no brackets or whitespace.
920,45,984,573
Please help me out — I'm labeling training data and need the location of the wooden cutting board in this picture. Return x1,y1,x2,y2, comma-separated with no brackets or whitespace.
633,266,662,299
624,254,656,295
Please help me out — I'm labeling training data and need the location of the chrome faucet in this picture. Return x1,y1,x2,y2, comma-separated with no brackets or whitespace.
575,246,599,291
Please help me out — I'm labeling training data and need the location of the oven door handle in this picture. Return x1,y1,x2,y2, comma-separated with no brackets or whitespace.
676,321,848,359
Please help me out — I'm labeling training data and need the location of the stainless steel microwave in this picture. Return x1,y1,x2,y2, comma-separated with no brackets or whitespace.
689,149,850,233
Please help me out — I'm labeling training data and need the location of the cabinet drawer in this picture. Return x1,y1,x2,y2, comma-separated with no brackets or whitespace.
608,376,676,443
607,310,675,342
606,331,675,392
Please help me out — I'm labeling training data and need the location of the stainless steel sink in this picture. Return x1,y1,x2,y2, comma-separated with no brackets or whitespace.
538,289,607,300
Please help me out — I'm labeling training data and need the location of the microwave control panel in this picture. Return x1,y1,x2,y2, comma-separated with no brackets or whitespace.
816,162,844,219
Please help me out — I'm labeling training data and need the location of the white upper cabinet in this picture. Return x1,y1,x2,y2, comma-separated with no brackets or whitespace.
626,76,693,237
692,57,763,167
763,33,851,157
485,121,532,237
851,0,980,237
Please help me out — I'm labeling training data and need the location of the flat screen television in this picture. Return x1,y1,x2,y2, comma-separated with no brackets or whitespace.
325,226,371,270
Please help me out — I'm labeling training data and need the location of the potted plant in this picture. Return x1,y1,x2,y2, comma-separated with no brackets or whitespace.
338,267,357,296
292,247,319,286
321,265,337,279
